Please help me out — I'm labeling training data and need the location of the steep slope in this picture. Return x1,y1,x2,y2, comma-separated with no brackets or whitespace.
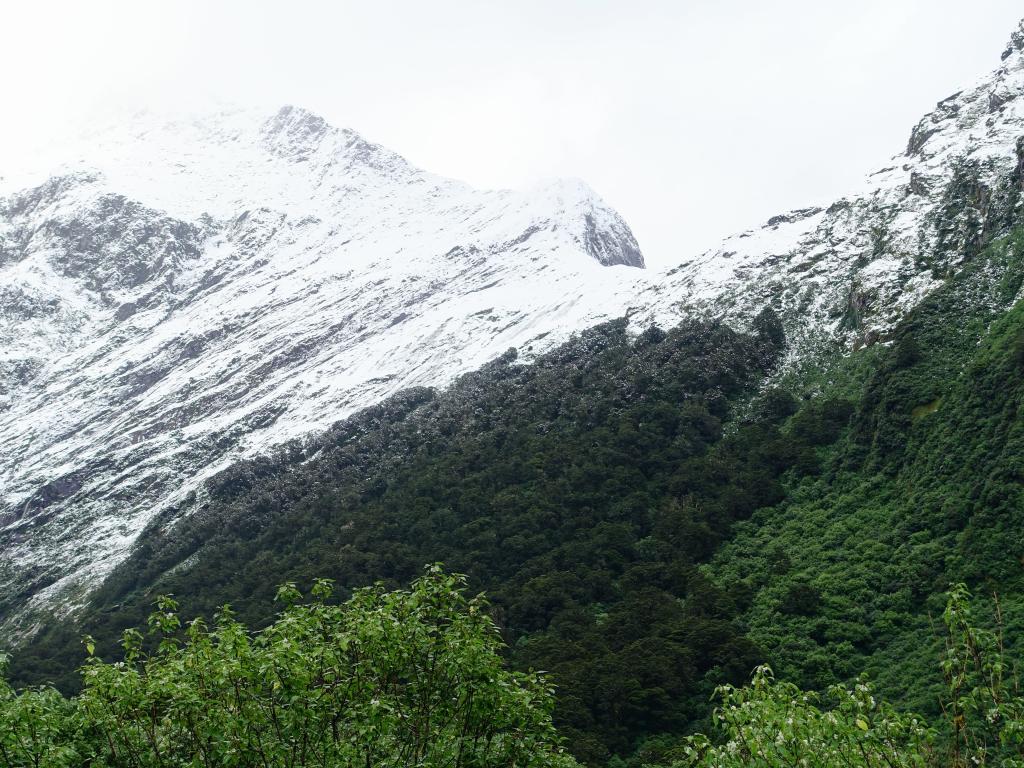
644,18,1024,370
13,315,795,765
706,223,1024,717
5,17,1024,644
0,107,645,635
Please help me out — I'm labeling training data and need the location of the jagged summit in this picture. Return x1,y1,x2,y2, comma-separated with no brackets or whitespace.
2,104,644,271
259,105,334,156
633,16,1024,370
1002,17,1024,60
906,21,1024,161
258,105,412,178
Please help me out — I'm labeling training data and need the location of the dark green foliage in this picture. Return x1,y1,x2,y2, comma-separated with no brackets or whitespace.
758,388,799,423
788,397,854,447
710,226,1024,716
12,318,804,763
780,582,822,616
752,307,786,350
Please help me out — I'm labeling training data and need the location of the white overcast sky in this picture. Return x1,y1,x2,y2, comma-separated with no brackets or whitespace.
2,1,1022,268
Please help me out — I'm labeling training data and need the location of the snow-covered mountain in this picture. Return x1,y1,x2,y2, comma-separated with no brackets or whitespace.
4,18,1024,637
641,18,1024,369
0,106,647,634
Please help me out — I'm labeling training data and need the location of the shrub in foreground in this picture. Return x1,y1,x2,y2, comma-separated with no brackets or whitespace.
674,584,1024,768
2,567,577,767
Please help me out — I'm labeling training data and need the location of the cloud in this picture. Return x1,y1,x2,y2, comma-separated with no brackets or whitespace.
2,0,1021,267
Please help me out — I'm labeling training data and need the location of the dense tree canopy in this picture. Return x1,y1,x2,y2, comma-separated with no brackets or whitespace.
13,316,806,763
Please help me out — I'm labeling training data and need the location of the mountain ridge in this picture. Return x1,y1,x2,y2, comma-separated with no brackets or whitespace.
4,18,1024,637
0,105,647,635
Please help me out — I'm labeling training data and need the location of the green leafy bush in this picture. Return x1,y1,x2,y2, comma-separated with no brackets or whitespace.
673,585,1024,768
2,568,577,768
678,668,934,768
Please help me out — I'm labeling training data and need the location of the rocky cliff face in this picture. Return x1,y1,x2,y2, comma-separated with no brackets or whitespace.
4,19,1024,636
640,19,1024,371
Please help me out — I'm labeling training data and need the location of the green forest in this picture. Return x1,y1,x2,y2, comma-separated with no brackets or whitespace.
5,215,1024,766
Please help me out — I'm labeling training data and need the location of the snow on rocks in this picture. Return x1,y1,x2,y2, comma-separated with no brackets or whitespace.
0,106,646,635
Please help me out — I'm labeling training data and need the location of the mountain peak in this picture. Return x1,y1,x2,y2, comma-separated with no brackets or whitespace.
0,99,651,630
531,178,645,268
256,105,403,175
259,105,332,159
903,18,1024,160
1001,17,1024,61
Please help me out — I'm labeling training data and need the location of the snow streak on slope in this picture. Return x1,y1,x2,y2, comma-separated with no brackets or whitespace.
0,107,645,634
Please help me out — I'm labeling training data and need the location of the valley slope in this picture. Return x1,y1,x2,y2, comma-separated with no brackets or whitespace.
4,16,1024,711
1,107,648,634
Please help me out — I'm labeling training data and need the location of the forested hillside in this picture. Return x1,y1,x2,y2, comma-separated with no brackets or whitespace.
13,310,809,763
709,225,1024,716
7,220,1024,765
